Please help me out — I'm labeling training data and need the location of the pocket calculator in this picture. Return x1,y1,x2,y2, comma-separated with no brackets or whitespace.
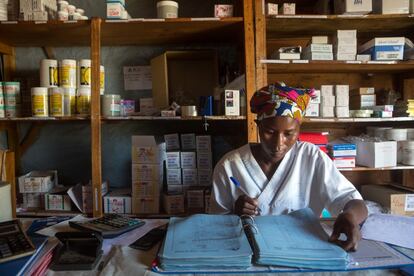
69,214,145,239
0,220,36,263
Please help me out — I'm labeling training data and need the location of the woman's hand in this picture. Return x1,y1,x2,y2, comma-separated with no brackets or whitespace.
234,195,259,216
329,211,361,251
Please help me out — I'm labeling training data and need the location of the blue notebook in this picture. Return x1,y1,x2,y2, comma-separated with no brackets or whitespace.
154,208,414,274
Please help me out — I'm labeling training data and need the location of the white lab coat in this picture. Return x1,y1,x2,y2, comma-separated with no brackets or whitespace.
209,141,362,216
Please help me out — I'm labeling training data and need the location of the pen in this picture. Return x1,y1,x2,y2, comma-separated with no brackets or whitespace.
230,176,262,214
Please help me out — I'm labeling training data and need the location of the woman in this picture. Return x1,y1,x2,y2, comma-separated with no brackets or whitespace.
209,83,367,251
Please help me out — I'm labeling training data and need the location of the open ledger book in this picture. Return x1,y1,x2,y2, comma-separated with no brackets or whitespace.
153,208,414,274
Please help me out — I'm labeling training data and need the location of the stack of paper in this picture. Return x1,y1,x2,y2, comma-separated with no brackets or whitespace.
158,214,252,270
249,208,348,269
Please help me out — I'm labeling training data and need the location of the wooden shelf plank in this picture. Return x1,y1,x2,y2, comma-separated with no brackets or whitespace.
264,61,414,73
102,115,246,121
0,20,91,46
339,165,414,172
0,116,90,121
101,17,244,45
17,210,82,217
303,117,414,123
266,14,414,37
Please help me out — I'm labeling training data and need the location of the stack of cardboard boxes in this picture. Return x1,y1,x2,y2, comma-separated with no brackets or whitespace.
19,0,58,21
131,136,165,214
334,30,357,61
19,170,57,210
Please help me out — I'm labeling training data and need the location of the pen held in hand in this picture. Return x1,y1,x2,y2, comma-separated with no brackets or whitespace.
230,176,262,214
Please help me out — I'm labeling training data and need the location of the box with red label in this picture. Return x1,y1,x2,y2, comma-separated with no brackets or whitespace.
104,189,132,214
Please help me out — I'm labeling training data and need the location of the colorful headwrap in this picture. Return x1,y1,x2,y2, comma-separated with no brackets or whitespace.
250,82,316,122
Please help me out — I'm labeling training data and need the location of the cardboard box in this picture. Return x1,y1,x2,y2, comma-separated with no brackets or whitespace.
131,164,163,182
166,151,180,169
356,140,397,167
321,95,336,107
304,44,333,53
361,184,414,216
265,3,278,15
350,94,376,108
131,136,166,164
187,189,204,211
164,133,180,151
132,197,159,214
311,36,329,44
214,4,233,18
45,192,71,211
303,52,333,60
321,85,334,97
335,106,350,118
132,181,161,198
359,37,412,61
18,170,57,193
335,85,350,106
373,0,409,14
167,169,182,185
163,193,185,214
82,181,108,213
151,51,218,109
23,193,44,209
180,133,196,150
332,157,356,168
198,169,212,186
310,90,321,104
197,151,213,169
104,189,132,214
320,105,334,117
167,185,183,193
107,2,124,19
334,0,372,14
196,135,211,152
305,103,320,117
204,189,211,213
182,169,198,186
180,152,196,169
335,53,356,61
139,98,158,115
224,90,240,116
279,3,295,15
350,87,375,95
357,54,371,61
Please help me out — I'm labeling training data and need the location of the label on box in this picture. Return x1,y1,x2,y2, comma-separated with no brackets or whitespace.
182,169,198,186
167,169,182,185
166,152,180,169
224,90,240,116
180,152,197,169
197,152,212,169
405,195,414,211
181,133,196,150
164,133,180,151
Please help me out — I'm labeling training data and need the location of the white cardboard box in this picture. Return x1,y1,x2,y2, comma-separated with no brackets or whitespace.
334,0,372,14
167,169,182,185
321,85,334,97
356,141,397,168
359,37,411,61
320,105,335,117
164,133,180,151
45,193,71,211
305,103,320,117
335,106,350,117
373,0,409,14
180,133,196,150
224,90,240,116
182,169,198,186
18,170,57,193
132,197,159,214
131,136,166,164
311,36,329,44
304,44,333,53
214,4,233,17
23,193,44,209
197,151,213,169
166,151,181,169
180,151,197,169
196,135,211,152
266,3,278,15
310,90,321,104
132,181,161,198
279,3,295,14
303,52,333,60
104,189,132,214
107,2,124,19
321,95,336,107
131,164,163,182
198,169,212,186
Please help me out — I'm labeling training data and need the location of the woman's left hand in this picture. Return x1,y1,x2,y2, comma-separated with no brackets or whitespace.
328,211,361,252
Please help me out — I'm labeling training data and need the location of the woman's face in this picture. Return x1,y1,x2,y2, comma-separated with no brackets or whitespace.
257,116,300,163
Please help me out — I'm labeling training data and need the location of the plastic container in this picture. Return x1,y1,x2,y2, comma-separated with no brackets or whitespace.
31,87,49,117
58,11,68,21
181,105,197,116
0,83,5,118
157,1,178,18
75,8,84,15
100,65,105,95
3,82,20,118
77,59,91,88
59,59,76,88
402,141,414,165
58,1,69,12
102,94,121,116
77,87,91,115
73,12,81,20
63,87,76,116
49,87,64,117
385,128,407,141
40,59,58,87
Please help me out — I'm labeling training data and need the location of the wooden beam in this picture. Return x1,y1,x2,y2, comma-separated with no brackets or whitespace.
42,47,56,59
0,41,13,55
3,47,15,81
91,18,103,218
244,0,258,143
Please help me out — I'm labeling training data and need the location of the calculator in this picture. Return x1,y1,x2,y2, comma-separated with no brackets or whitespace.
0,220,36,264
69,214,145,239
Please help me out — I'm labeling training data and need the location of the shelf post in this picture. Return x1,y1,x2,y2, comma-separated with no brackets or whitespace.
91,17,103,218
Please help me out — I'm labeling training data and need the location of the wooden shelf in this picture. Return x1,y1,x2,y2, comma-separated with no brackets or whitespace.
101,17,244,46
102,115,246,121
0,20,91,47
339,165,414,171
264,61,414,73
266,14,414,37
17,210,82,217
303,117,414,123
0,116,90,122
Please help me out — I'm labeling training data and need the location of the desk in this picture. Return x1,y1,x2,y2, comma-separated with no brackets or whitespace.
47,244,402,276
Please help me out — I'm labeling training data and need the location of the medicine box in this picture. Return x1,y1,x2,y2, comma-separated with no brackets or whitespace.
359,37,413,61
164,133,180,151
131,136,166,164
224,90,240,116
334,0,372,14
18,170,57,193
180,152,197,169
104,189,132,214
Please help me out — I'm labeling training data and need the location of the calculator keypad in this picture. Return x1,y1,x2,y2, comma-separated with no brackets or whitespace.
0,220,35,263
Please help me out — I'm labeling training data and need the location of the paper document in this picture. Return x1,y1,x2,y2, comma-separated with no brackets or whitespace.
361,213,414,249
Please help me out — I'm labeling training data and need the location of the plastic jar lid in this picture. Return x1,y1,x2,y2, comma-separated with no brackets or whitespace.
157,1,179,8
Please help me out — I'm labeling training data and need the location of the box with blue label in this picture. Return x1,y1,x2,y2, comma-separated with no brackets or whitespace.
359,37,413,60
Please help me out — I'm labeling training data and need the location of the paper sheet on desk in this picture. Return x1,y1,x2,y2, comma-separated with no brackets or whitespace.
361,213,414,250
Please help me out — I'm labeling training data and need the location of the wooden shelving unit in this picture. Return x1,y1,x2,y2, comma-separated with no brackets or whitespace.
253,0,414,188
0,0,256,218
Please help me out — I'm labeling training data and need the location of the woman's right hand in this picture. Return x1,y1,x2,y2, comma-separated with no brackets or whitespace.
234,195,259,216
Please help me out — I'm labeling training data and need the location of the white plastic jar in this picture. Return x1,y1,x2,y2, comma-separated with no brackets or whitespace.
31,87,49,117
100,65,105,95
60,59,77,88
102,94,121,117
40,59,58,87
77,59,91,88
49,87,64,117
77,87,91,115
157,1,178,18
